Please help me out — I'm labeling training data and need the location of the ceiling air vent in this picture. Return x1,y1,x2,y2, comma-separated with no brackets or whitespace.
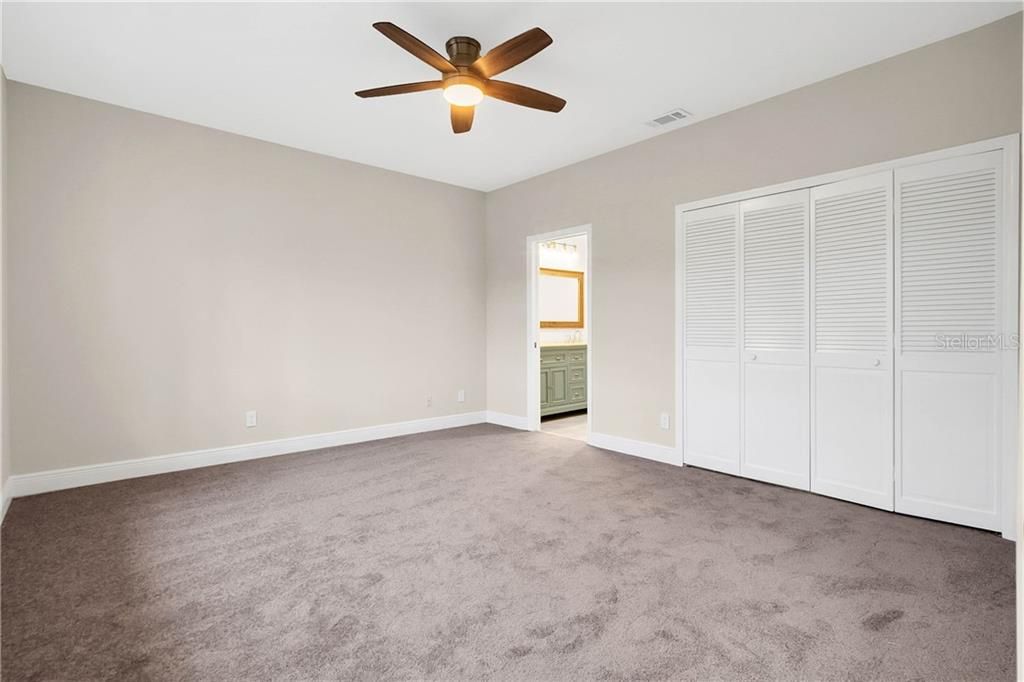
646,108,691,128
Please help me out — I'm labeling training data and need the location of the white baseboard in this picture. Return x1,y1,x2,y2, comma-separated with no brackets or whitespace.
4,414,682,501
485,411,530,430
587,431,682,466
7,411,487,499
0,481,10,525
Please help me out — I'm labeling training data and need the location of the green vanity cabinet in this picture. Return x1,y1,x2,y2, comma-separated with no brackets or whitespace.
540,344,587,416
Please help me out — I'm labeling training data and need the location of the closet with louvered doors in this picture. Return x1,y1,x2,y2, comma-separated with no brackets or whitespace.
681,202,741,475
810,172,894,510
679,138,1018,534
894,151,1010,531
739,189,810,490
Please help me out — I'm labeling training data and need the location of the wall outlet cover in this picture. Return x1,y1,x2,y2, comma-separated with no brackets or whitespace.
659,412,670,430
246,410,258,428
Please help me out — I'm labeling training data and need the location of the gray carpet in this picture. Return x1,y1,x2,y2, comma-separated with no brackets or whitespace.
1,424,1015,680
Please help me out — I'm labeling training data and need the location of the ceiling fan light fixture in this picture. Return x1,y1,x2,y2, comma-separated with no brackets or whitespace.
443,83,483,107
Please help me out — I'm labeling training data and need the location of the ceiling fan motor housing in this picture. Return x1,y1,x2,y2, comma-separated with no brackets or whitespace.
443,37,485,91
445,36,481,66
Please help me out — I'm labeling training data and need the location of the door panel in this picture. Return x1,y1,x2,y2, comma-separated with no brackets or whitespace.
813,365,891,506
899,367,998,528
547,366,568,405
742,362,809,488
685,355,740,474
740,189,810,490
895,151,1007,531
682,202,740,474
810,171,894,510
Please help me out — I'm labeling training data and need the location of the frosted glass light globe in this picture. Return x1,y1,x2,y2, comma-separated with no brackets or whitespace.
443,84,484,107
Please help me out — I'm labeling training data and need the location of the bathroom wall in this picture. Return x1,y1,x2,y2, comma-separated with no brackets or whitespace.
538,234,587,345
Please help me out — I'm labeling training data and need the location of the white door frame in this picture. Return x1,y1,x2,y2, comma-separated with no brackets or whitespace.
526,225,593,433
675,133,1019,539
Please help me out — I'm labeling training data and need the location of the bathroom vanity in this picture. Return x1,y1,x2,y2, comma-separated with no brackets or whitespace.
540,344,587,416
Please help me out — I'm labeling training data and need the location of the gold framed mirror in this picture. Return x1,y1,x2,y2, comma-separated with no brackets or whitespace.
539,268,584,328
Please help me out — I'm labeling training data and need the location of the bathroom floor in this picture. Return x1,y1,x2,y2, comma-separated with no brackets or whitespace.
541,411,588,441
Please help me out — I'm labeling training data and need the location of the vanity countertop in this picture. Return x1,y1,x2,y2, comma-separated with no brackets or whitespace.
540,343,587,349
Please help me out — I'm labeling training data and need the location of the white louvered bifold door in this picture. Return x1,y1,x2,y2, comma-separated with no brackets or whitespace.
895,150,1011,532
682,202,741,475
740,189,810,490
810,172,894,510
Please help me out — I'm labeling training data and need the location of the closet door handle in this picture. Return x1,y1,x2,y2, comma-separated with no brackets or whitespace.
873,359,881,367
749,353,757,361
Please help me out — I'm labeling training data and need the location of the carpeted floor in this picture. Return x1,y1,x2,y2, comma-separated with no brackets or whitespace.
1,424,1015,680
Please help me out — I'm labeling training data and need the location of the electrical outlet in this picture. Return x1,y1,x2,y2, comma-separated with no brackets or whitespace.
457,389,465,403
426,396,433,408
659,412,670,430
246,410,258,428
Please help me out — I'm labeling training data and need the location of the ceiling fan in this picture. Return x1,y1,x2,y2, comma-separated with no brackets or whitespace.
355,22,566,134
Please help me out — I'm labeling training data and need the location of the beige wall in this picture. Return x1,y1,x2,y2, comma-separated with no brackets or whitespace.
485,14,1023,446
5,14,1022,476
7,83,486,475
1,68,7,492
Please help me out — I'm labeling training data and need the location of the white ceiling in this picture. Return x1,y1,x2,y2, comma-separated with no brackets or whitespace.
4,2,1020,191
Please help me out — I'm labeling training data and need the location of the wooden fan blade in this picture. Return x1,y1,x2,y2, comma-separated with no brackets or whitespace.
451,104,474,134
470,27,552,79
485,80,566,113
355,81,443,98
373,22,457,74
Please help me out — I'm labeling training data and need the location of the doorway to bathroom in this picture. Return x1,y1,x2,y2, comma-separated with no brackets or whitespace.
526,226,592,441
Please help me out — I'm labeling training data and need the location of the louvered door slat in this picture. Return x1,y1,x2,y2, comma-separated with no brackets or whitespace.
684,213,736,348
814,186,890,353
899,165,998,352
742,202,807,352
